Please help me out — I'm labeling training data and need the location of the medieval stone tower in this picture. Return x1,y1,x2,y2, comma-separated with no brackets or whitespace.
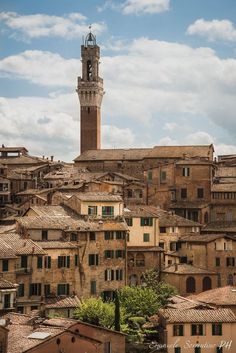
77,31,104,154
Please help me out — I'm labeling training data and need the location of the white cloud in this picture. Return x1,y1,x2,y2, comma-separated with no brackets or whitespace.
98,0,170,15
0,94,135,161
0,50,80,87
0,11,106,40
122,0,170,15
164,122,178,131
187,18,236,42
1,37,236,157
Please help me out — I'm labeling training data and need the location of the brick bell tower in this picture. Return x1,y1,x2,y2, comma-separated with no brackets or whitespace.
77,30,104,154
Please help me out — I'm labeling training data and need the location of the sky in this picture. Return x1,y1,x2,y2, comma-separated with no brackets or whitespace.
0,0,236,162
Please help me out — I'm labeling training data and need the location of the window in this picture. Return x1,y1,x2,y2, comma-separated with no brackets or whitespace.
70,233,78,241
88,205,97,216
115,250,125,258
57,284,69,296
140,218,153,226
216,347,223,353
159,242,165,249
116,231,125,239
181,188,187,199
44,284,51,297
226,257,235,267
21,255,28,268
102,206,114,217
105,269,114,281
202,276,212,291
2,259,8,272
90,280,97,295
115,269,123,281
227,274,234,285
174,348,181,353
197,188,204,199
104,231,114,240
173,324,184,336
37,256,43,269
127,189,133,198
102,291,115,301
171,190,176,201
18,283,24,297
160,227,166,233
182,167,190,177
195,348,201,353
3,293,11,309
186,277,196,293
42,230,48,240
170,242,177,251
75,254,78,266
89,232,96,241
104,342,111,353
160,170,167,183
143,233,150,242
212,323,222,336
215,257,220,267
147,171,152,182
44,256,51,269
29,283,41,296
89,254,99,266
125,218,133,226
191,324,204,336
104,250,114,259
58,256,70,268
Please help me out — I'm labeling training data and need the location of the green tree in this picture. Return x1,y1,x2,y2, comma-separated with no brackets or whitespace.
119,286,159,317
142,269,178,306
114,290,121,331
73,298,115,328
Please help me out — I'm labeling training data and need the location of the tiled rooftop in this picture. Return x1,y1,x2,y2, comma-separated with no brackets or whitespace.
45,295,81,309
159,308,236,323
188,286,236,306
75,145,213,161
0,278,18,289
162,263,217,275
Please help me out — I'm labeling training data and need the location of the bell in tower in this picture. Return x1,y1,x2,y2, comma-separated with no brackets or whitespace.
77,30,104,154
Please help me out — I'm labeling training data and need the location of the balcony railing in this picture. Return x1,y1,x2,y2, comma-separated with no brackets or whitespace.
16,268,33,275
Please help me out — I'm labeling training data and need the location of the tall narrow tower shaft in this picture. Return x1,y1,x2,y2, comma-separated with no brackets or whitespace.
77,32,104,154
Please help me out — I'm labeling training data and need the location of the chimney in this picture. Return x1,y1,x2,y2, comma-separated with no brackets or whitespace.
51,156,54,162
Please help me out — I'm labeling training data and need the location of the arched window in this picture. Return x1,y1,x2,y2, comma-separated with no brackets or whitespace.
186,276,196,293
227,274,234,286
204,212,209,224
202,276,212,291
136,253,145,267
129,274,138,287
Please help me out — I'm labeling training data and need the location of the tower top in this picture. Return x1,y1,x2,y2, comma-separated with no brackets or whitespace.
84,28,96,47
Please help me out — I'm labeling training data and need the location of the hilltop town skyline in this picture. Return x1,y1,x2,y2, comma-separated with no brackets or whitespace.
0,0,236,161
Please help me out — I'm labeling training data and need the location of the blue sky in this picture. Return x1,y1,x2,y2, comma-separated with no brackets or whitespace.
0,0,236,161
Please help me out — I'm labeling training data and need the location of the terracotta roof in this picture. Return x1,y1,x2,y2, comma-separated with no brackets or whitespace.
188,286,236,306
124,205,201,227
0,147,28,153
74,192,123,202
175,159,213,165
0,278,18,289
180,233,235,243
216,166,236,177
212,183,236,192
128,246,163,252
45,295,81,309
162,263,217,275
0,155,45,166
0,233,46,256
74,145,213,162
170,201,210,209
37,241,78,249
159,308,236,323
26,205,69,217
166,295,208,310
203,222,236,233
17,216,101,232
